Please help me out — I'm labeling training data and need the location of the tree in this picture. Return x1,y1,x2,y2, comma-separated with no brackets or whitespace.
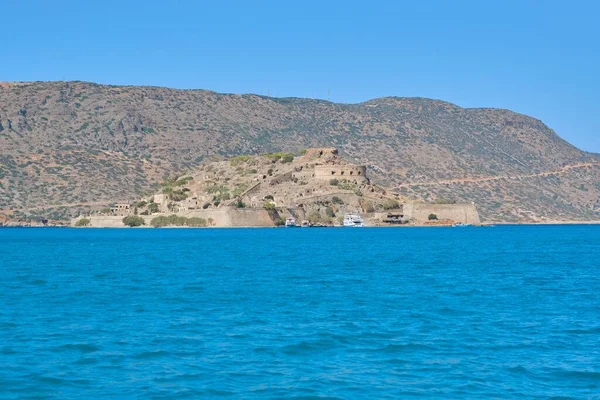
75,218,90,227
428,214,438,221
331,196,344,205
123,215,145,227
148,203,159,213
187,217,207,227
169,190,188,201
281,154,294,163
150,216,169,227
383,199,400,210
329,179,339,186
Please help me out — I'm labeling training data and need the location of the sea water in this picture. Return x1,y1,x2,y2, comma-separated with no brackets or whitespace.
0,226,599,399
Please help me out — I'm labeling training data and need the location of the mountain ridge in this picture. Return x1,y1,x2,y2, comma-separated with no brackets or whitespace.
1,81,599,222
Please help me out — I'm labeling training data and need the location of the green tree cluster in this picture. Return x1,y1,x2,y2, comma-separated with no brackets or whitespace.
75,218,90,227
150,215,207,227
383,199,400,210
123,215,145,227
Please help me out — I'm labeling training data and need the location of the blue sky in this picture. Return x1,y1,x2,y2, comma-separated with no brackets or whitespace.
2,0,599,152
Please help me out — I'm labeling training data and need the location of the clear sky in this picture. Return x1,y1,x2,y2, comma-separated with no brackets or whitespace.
2,0,599,152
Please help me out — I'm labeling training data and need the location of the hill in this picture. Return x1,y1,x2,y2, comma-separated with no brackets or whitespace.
1,81,599,222
73,148,480,228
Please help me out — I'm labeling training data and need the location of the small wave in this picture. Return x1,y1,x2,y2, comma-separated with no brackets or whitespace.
57,343,101,353
552,369,600,382
73,357,98,365
562,327,600,335
133,349,171,359
280,339,339,355
374,343,436,353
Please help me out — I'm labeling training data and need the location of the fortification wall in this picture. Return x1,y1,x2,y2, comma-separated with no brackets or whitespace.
183,208,273,227
314,165,368,183
74,208,274,228
292,171,315,181
403,203,481,224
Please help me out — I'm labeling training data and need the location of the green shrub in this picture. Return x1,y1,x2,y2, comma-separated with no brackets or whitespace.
75,218,90,227
148,203,159,213
150,216,169,227
187,217,207,227
281,154,294,163
206,185,229,194
428,214,438,221
169,190,188,201
329,179,339,186
331,196,344,205
151,215,207,227
433,198,456,204
338,180,356,190
383,199,400,210
264,195,274,200
264,202,276,210
230,155,252,166
202,202,210,209
123,215,145,227
235,199,246,208
232,185,247,197
325,207,335,218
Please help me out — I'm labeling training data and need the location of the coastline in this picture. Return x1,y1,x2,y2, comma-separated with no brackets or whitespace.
3,220,600,228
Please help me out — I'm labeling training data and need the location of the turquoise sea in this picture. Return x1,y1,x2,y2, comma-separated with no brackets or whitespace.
1,226,599,399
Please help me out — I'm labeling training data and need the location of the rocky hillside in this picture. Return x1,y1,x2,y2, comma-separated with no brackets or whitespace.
1,81,599,222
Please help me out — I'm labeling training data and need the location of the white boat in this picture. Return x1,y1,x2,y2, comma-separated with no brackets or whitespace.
343,214,364,227
453,223,473,227
285,217,296,227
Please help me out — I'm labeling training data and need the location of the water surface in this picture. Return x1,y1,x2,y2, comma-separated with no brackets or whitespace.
1,226,599,398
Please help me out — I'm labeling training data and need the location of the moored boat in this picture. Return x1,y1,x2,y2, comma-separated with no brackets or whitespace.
343,214,364,227
285,217,296,227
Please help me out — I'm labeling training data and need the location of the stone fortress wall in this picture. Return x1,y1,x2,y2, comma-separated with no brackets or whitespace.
314,165,368,183
402,203,481,225
77,207,273,228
